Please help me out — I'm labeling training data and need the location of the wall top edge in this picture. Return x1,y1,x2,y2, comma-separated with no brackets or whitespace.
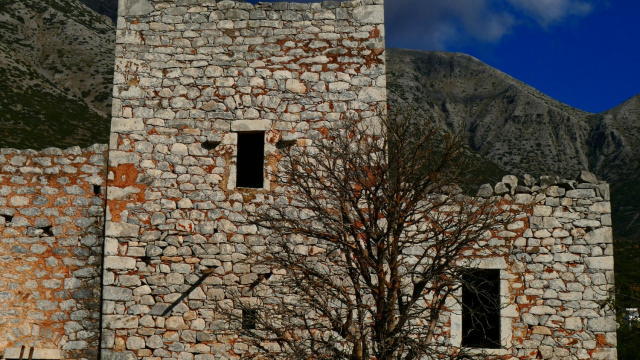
0,144,108,156
119,0,384,17
477,171,609,200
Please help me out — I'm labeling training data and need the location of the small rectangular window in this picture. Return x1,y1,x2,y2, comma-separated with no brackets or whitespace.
242,309,258,330
461,269,501,349
236,132,265,189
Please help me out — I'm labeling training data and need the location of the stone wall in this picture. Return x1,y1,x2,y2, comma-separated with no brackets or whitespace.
102,0,619,358
104,0,386,359
0,145,108,360
445,173,617,359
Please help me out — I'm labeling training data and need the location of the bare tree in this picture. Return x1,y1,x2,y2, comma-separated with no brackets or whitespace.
225,111,510,360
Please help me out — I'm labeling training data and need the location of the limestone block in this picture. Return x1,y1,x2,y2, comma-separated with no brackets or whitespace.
566,189,596,199
3,348,62,359
352,5,385,24
106,221,140,237
587,316,616,332
357,87,386,102
573,219,601,228
529,216,562,229
477,183,493,198
286,79,307,94
102,350,137,360
119,0,154,16
565,317,582,330
584,256,614,270
103,315,139,329
112,118,144,133
584,227,613,244
104,256,137,270
230,120,271,132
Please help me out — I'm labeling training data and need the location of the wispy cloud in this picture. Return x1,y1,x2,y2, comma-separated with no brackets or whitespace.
507,0,593,25
386,0,515,49
384,0,596,49
247,0,597,50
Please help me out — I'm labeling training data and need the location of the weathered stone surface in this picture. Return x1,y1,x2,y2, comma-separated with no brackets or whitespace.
118,0,155,16
584,227,613,244
477,183,493,198
0,146,106,360
82,0,621,358
104,256,136,270
103,315,139,329
105,221,140,237
585,256,614,270
494,182,509,195
352,5,384,24
566,189,596,199
577,170,599,184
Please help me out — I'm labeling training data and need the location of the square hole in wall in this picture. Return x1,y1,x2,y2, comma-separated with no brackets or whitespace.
242,309,258,330
236,132,265,189
461,268,501,349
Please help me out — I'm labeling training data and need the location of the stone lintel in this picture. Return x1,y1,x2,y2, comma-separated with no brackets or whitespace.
3,348,62,360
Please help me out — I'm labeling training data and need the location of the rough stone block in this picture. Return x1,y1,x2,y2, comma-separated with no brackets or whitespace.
585,256,614,270
103,315,139,329
105,221,140,237
352,5,384,24
584,227,613,244
119,0,155,16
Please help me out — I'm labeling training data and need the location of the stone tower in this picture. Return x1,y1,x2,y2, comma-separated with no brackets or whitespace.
103,0,386,358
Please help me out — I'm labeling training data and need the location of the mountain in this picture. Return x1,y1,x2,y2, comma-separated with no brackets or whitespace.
387,48,640,239
387,49,593,178
0,0,114,149
77,0,118,23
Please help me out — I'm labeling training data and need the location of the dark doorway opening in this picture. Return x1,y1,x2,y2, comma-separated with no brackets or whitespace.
236,132,265,189
461,269,501,349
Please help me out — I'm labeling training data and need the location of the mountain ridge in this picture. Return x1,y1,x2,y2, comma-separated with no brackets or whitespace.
387,48,640,238
0,0,113,149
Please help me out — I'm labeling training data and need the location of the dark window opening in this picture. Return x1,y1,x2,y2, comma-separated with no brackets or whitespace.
236,132,265,189
39,226,54,237
202,140,221,151
0,214,13,223
276,139,297,150
461,269,501,349
242,309,258,330
93,185,101,195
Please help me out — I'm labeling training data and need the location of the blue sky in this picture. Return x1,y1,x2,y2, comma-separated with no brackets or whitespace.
247,0,640,113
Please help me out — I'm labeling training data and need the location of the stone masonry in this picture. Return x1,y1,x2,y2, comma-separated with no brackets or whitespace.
453,174,617,359
103,0,386,359
0,145,107,360
0,0,618,359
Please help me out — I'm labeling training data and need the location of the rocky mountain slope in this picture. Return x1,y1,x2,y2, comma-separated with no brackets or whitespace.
387,48,640,239
0,0,114,149
77,0,118,23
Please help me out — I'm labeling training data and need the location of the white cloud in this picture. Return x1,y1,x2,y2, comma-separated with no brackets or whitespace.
507,0,593,25
385,0,515,49
385,0,596,49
